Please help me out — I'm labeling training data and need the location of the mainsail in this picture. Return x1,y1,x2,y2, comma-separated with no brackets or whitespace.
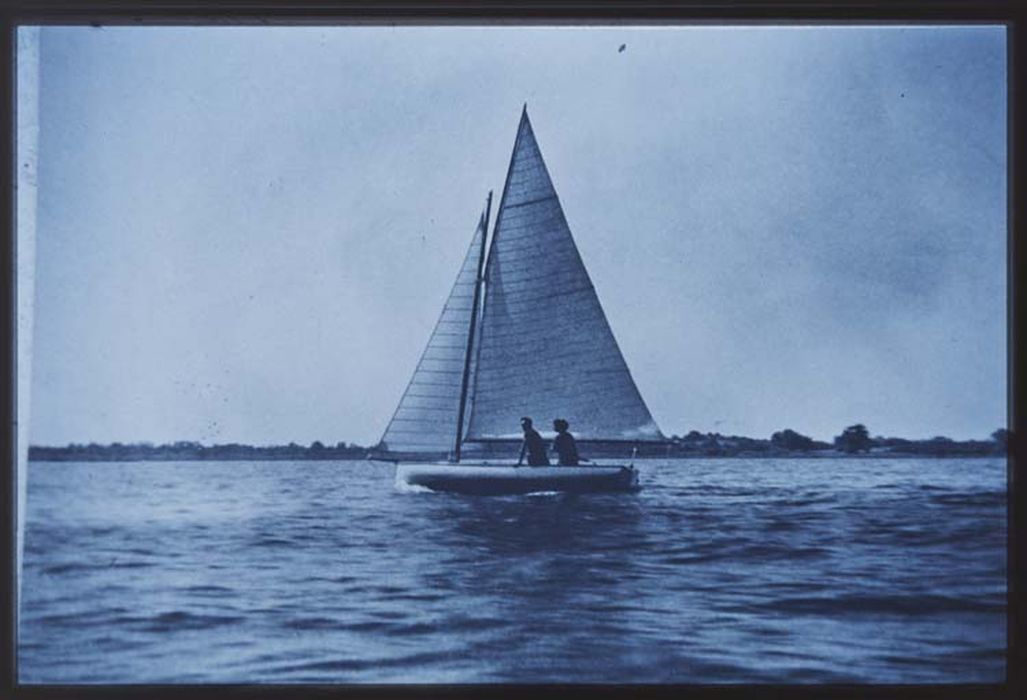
464,108,664,443
379,108,664,458
378,201,489,456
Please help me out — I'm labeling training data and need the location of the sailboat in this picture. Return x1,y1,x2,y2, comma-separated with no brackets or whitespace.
375,106,666,495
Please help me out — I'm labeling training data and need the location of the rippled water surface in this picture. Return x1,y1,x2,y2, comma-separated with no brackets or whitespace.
20,458,1005,683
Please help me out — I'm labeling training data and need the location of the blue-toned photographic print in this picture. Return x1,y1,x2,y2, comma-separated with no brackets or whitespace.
16,24,1006,684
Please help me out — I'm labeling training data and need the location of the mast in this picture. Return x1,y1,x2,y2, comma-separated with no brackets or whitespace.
453,191,492,462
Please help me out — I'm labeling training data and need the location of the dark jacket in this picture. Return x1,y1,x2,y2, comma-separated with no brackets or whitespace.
553,431,580,466
519,428,549,466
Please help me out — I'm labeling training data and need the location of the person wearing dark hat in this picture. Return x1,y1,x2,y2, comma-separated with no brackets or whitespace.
551,418,581,466
516,416,549,467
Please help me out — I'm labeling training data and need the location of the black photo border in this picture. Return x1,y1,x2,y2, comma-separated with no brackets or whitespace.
1,2,1022,699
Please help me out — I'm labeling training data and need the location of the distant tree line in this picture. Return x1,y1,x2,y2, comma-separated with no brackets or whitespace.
28,426,1008,462
662,425,1008,458
28,440,371,462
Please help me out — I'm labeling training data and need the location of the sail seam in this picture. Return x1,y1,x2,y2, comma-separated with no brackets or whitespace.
502,193,558,211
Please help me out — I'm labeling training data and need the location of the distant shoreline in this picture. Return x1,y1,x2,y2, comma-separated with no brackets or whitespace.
27,430,1007,463
25,453,1004,464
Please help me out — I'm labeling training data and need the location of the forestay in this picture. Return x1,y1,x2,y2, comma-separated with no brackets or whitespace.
464,109,664,443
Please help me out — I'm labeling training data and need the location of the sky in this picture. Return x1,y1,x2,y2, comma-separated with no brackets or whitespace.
22,24,1007,446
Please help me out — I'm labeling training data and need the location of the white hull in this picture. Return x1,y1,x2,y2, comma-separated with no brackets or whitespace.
395,462,640,495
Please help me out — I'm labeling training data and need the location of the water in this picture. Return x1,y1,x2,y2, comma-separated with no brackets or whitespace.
20,458,1006,683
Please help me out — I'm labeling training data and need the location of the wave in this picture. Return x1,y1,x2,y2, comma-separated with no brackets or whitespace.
34,607,130,627
137,610,246,633
726,593,1005,617
182,584,235,597
281,616,349,631
929,492,1005,508
109,560,155,569
39,560,155,575
251,537,295,548
268,649,459,675
39,562,93,575
394,481,436,494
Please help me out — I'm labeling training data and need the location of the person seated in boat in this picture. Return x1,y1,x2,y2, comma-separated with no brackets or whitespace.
516,417,549,467
552,418,584,466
